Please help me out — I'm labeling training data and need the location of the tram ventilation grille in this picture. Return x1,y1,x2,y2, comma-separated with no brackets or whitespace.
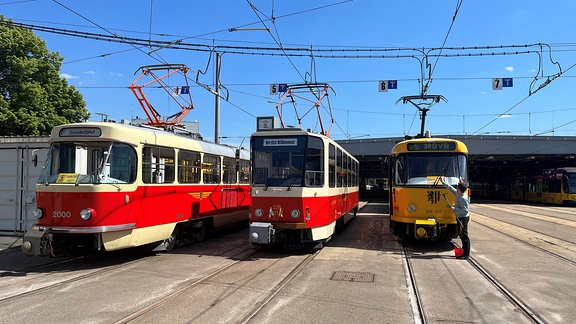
330,271,375,283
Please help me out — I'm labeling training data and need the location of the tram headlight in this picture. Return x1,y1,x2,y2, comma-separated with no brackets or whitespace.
290,209,301,218
80,208,95,221
254,208,264,218
33,208,43,219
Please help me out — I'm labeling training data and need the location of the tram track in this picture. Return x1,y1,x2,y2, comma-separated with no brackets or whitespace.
464,255,546,324
473,214,576,267
480,204,576,230
0,255,151,304
115,247,320,323
0,236,254,304
401,245,427,324
474,209,576,246
471,206,576,265
403,241,548,324
237,249,320,323
114,247,260,323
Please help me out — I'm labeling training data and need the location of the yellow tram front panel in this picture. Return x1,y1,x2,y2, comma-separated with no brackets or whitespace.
391,185,457,225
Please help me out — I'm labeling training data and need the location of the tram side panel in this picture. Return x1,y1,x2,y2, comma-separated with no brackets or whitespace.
22,122,251,256
510,168,576,205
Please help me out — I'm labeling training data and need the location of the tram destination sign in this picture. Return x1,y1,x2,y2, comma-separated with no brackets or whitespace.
59,127,102,137
407,142,456,151
263,138,298,146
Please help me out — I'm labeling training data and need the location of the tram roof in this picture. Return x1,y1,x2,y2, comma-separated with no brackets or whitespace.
338,134,576,177
338,134,576,156
48,122,249,160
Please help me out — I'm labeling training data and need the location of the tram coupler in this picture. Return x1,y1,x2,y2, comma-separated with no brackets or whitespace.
414,219,438,239
249,222,275,244
21,230,51,256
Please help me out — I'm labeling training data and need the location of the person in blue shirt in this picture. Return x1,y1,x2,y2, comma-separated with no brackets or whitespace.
441,176,470,259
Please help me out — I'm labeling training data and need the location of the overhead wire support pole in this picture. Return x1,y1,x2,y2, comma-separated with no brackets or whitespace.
214,52,221,144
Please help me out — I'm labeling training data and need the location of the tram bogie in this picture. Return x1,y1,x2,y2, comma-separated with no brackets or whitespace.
22,122,251,257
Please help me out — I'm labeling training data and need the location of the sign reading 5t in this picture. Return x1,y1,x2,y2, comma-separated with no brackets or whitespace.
270,83,288,95
379,80,398,92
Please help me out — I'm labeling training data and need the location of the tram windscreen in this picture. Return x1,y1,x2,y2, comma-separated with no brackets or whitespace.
394,153,467,186
566,172,576,194
38,142,137,184
252,135,324,188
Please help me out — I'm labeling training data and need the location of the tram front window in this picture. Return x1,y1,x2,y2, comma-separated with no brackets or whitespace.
252,150,304,187
251,136,309,187
394,154,467,186
38,142,137,184
565,173,576,194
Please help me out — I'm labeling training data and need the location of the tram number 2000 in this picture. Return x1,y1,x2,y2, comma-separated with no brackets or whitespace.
52,211,72,218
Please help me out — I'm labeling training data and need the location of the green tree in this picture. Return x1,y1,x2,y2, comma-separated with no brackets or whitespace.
0,16,89,136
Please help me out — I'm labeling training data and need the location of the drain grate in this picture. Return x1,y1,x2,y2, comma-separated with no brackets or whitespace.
331,271,375,283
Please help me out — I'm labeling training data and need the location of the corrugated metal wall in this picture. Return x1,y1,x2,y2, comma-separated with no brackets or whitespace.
0,137,49,234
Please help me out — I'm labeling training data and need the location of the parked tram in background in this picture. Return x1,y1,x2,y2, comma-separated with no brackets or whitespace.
22,122,251,256
511,167,576,205
248,128,359,248
389,137,469,240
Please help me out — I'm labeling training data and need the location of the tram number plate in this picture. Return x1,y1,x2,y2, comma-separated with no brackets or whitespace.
425,209,443,215
271,205,283,217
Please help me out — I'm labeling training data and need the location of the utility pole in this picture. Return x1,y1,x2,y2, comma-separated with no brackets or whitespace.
214,52,221,144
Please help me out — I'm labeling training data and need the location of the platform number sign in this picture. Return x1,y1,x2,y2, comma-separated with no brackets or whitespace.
379,80,398,92
175,86,190,95
492,78,513,90
270,83,288,95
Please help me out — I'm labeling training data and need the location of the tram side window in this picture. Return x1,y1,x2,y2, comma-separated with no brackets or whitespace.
223,157,237,184
108,143,137,183
305,137,324,187
203,154,221,184
345,155,350,187
544,179,561,193
239,160,250,184
394,157,407,185
329,144,336,188
352,159,358,187
178,150,201,184
142,146,175,184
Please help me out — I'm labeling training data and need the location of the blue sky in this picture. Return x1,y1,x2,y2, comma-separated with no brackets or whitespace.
2,0,576,146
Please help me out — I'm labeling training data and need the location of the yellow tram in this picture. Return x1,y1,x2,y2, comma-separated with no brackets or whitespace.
389,137,469,240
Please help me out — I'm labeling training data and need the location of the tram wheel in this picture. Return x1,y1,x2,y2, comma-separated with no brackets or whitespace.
192,222,207,242
164,227,179,252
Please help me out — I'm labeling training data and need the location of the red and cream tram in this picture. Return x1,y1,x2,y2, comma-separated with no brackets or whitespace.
22,122,251,256
248,127,359,248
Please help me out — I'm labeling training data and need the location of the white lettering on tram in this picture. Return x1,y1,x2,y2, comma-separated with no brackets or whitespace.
52,211,72,218
423,143,450,150
263,138,298,146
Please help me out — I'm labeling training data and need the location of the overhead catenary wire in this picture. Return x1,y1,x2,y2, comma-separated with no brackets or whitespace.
471,63,576,136
4,4,576,138
6,21,567,60
46,0,257,125
422,0,463,95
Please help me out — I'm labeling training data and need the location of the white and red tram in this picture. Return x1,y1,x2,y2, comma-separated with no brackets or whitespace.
248,128,359,248
22,121,251,256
